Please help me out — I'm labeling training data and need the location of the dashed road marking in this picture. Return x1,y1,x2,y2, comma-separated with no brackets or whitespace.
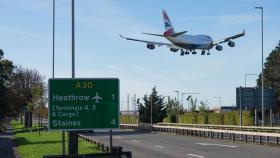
114,136,122,139
131,140,139,143
154,145,164,149
187,154,205,158
195,143,237,148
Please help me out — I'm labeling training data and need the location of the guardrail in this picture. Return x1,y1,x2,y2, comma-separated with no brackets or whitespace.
120,123,280,146
157,123,280,133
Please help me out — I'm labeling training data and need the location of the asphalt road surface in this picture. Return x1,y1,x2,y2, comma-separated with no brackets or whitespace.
83,129,280,158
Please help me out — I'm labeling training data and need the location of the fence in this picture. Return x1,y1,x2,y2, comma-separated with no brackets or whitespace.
120,123,280,146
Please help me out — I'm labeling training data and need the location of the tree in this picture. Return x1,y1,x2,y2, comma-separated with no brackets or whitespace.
10,67,46,127
29,84,46,135
190,97,198,124
139,87,167,124
0,51,15,121
166,98,183,123
256,43,280,111
198,100,209,124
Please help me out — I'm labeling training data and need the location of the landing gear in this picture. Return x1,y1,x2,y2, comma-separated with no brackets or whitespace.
180,50,185,56
180,50,190,56
201,50,206,55
207,50,210,55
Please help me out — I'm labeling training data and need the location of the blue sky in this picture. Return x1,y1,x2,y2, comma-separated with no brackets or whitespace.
1,0,280,110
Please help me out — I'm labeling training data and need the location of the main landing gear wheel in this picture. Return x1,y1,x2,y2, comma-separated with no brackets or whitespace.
201,50,206,55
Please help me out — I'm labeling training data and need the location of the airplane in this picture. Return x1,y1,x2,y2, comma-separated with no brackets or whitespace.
92,92,102,103
120,10,245,56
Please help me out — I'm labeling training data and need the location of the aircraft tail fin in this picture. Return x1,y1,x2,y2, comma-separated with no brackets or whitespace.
162,9,175,36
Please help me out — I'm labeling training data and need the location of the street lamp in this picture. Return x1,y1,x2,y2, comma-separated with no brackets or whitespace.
245,74,258,87
255,6,264,126
186,95,192,112
182,93,200,110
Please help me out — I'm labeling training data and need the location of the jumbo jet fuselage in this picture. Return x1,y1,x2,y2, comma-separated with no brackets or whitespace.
166,34,214,50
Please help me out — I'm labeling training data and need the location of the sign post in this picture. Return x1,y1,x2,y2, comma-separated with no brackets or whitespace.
49,78,119,130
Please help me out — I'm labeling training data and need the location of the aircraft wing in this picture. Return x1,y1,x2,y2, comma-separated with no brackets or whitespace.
212,29,245,45
119,34,181,49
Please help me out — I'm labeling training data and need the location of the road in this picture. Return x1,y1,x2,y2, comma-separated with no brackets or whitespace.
84,129,280,158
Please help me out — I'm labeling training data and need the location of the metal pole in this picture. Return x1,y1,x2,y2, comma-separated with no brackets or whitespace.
255,6,264,126
240,87,242,126
261,7,264,126
150,95,152,124
72,0,75,77
255,108,257,126
109,129,112,152
52,0,65,155
69,0,78,155
52,0,55,78
270,107,272,126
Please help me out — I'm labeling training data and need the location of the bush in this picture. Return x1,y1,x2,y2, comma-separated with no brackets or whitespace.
178,113,192,123
224,111,238,125
120,115,138,124
163,110,255,125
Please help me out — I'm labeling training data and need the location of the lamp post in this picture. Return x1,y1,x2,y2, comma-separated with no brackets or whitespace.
150,95,153,124
186,95,192,112
182,93,200,110
68,0,78,155
255,6,264,126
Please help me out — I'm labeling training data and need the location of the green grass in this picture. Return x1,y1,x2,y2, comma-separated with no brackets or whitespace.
12,121,101,158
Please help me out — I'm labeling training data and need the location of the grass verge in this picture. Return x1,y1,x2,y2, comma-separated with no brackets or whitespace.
12,120,101,158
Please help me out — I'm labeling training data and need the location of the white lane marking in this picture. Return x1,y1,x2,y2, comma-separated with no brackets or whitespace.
196,143,237,148
114,136,122,139
154,145,164,149
131,140,139,143
187,154,205,158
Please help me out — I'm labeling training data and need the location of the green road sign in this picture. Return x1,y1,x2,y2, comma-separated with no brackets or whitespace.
48,78,119,130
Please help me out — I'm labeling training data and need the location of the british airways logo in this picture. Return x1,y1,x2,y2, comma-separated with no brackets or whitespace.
165,22,172,28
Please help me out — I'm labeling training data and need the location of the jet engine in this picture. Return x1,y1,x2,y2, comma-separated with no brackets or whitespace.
147,44,155,50
170,48,179,52
215,45,223,51
228,40,235,47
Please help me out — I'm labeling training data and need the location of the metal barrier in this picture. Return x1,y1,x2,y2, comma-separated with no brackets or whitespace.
157,123,280,133
120,123,280,146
